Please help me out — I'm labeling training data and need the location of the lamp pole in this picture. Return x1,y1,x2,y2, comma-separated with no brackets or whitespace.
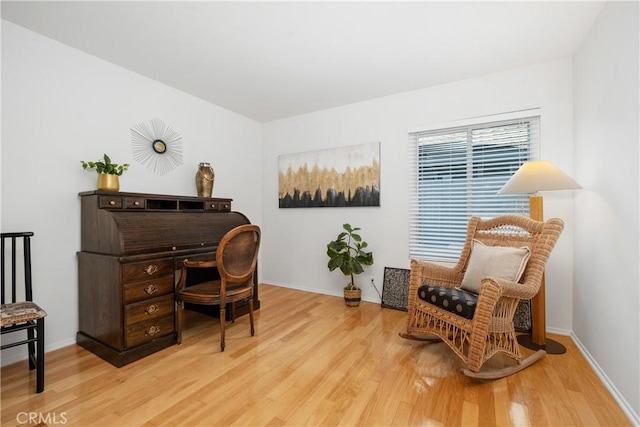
516,195,566,354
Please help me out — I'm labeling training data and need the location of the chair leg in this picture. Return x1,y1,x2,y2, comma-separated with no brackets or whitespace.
36,318,44,393
231,302,236,323
248,298,255,336
219,307,226,352
176,300,184,345
27,323,36,370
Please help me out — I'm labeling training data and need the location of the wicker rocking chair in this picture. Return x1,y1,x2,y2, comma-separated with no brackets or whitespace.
401,215,564,379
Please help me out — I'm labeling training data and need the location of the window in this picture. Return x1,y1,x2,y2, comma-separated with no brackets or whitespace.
409,113,540,261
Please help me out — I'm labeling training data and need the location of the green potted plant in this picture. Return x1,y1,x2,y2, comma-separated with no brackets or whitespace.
327,223,374,306
81,154,130,192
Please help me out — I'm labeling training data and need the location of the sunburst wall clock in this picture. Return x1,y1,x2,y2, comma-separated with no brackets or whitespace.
131,118,183,175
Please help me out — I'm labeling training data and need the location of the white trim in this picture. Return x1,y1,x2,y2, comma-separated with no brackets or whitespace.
569,332,639,426
546,326,572,336
261,281,381,304
0,337,76,367
408,108,542,134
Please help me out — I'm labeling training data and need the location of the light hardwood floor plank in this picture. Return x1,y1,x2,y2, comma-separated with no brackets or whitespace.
1,285,632,427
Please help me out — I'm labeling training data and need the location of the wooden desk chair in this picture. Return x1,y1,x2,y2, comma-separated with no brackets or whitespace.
1,232,47,393
401,215,564,379
175,224,261,351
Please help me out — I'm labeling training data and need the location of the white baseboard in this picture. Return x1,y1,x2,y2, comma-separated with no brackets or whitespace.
546,326,572,336
261,280,381,303
568,332,639,426
1,337,76,367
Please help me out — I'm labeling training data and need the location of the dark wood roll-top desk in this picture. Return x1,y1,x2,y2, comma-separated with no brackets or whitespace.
77,190,258,367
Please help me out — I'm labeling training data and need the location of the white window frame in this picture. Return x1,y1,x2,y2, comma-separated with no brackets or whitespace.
408,109,540,262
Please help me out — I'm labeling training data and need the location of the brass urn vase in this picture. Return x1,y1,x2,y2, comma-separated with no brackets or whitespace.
97,174,119,192
196,162,215,198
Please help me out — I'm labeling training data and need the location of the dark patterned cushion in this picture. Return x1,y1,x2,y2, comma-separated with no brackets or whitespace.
1,302,47,327
417,285,478,320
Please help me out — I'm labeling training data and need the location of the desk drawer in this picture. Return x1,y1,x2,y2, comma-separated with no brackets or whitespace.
125,315,174,348
124,275,174,303
99,196,123,209
123,259,174,283
124,197,145,209
125,294,174,325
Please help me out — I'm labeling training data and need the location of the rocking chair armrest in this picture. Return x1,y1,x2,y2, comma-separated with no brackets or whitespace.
408,259,463,317
409,259,463,289
481,277,537,301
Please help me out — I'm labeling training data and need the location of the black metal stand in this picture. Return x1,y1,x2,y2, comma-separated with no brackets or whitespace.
517,334,567,354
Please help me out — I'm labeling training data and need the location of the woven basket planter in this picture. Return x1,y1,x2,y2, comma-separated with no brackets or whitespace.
344,288,361,307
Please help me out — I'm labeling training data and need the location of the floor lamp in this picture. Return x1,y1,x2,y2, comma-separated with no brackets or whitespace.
498,160,581,354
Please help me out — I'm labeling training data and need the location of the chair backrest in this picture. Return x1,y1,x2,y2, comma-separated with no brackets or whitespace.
1,232,35,305
455,215,564,291
216,224,261,285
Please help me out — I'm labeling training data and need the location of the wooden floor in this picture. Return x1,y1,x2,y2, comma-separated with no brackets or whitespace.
1,284,631,426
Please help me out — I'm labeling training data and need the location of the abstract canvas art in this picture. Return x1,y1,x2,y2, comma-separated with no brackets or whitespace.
278,142,380,208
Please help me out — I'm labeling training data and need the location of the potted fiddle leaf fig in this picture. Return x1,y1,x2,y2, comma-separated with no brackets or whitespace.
327,223,374,306
80,153,130,192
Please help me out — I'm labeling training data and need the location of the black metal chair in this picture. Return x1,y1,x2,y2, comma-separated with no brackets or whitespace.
1,232,47,393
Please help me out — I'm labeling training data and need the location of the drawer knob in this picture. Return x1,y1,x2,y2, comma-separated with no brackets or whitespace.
145,304,159,315
144,264,159,275
172,246,177,251
109,200,116,206
134,201,140,206
145,325,160,336
143,284,159,295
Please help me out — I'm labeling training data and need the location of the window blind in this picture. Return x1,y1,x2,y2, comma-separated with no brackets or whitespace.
409,115,540,261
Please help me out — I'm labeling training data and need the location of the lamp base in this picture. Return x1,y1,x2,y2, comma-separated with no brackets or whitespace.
517,334,567,354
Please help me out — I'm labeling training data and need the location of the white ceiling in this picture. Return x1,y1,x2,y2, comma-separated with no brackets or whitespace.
2,1,605,122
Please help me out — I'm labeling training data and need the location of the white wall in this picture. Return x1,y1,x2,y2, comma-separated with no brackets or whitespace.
1,21,263,363
261,59,577,333
573,1,639,420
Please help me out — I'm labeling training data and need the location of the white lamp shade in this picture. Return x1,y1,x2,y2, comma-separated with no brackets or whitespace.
498,160,582,194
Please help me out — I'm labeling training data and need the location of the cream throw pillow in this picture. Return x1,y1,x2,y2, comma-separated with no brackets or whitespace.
459,239,531,294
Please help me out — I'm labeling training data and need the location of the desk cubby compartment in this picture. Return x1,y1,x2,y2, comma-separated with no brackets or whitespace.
179,200,205,210
146,199,178,210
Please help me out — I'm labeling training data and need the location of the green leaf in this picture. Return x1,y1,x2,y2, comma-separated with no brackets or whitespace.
352,262,364,275
328,258,341,271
